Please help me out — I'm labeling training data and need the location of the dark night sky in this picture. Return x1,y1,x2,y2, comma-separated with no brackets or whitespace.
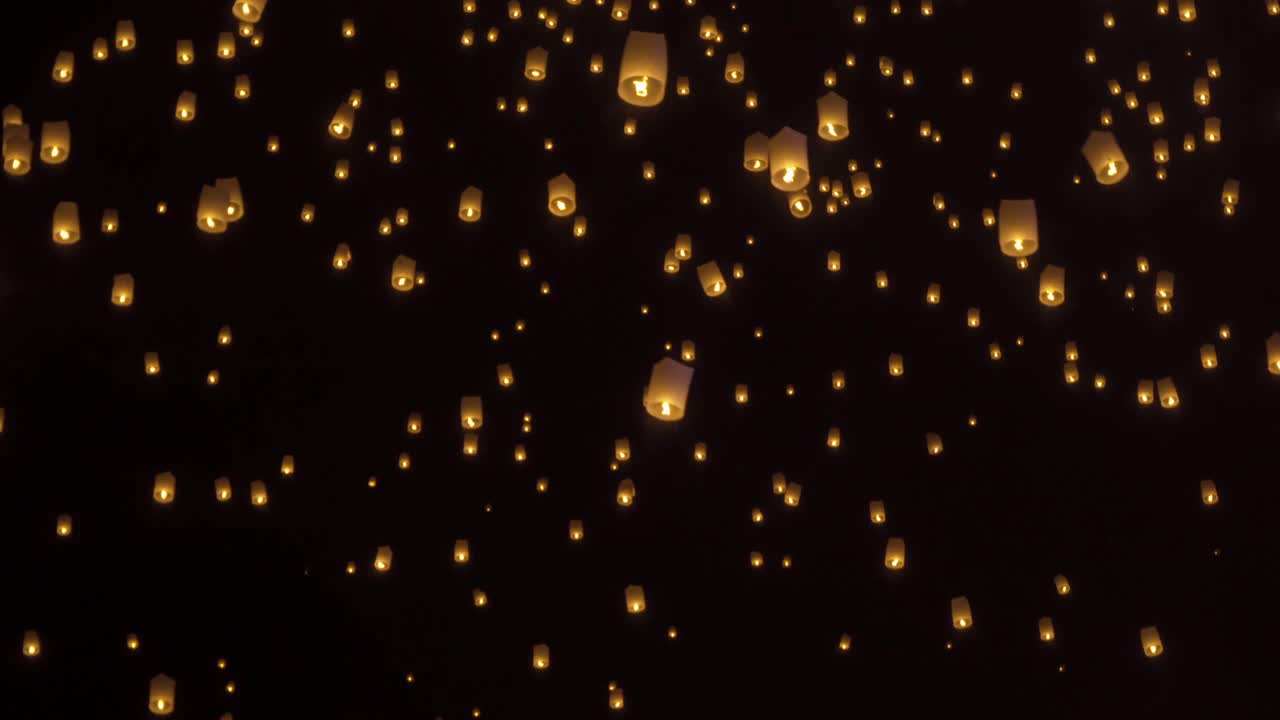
3,0,1278,717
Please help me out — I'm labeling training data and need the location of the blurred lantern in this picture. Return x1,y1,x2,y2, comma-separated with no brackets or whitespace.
884,538,906,570
967,308,981,328
93,38,109,60
215,178,244,221
989,343,1002,360
624,585,646,613
102,209,119,234
869,501,886,524
1054,574,1071,595
461,397,483,429
926,283,941,305
1267,333,1280,374
1200,345,1218,369
1205,117,1222,144
618,31,667,105
827,251,842,272
56,514,72,537
525,47,548,80
1156,377,1179,408
744,133,768,171
617,478,636,506
817,92,849,140
217,32,235,59
196,185,231,233
697,262,726,296
1153,139,1169,164
888,353,904,377
832,370,846,390
232,0,266,22
453,539,470,564
1177,0,1196,20
548,174,576,216
724,52,744,83
149,674,175,715
462,434,478,456
997,199,1038,257
53,51,74,82
951,597,973,630
234,75,250,99
1039,618,1055,642
1137,379,1155,405
280,454,295,476
391,256,416,291
115,21,136,51
332,243,352,270
374,546,393,571
1081,130,1128,184
214,477,231,502
569,519,584,541
827,427,841,448
3,125,32,175
175,92,197,121
111,274,134,306
497,363,514,388
52,201,80,244
459,186,483,222
22,630,40,657
39,121,70,163
385,69,399,90
852,171,872,199
643,358,694,421
925,433,943,455
1146,102,1164,126
1039,265,1065,306
329,105,355,140
1200,479,1219,506
153,471,176,503
533,644,550,670
250,480,268,506
784,482,803,507
1141,627,1164,657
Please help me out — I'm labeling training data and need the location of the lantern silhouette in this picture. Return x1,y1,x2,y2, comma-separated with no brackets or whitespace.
1200,479,1219,506
374,546,393,571
53,50,74,82
52,201,80,244
617,478,636,506
643,357,694,421
1140,626,1163,657
391,255,416,291
1157,377,1179,408
149,674,175,715
724,52,744,83
951,596,973,630
769,128,809,191
1039,265,1065,306
624,585,646,613
547,174,576,216
196,185,230,233
997,199,1038,257
1039,617,1055,642
458,186,482,222
743,132,768,171
885,537,905,569
111,274,134,306
1081,130,1128,184
533,644,550,670
817,92,849,140
38,121,70,164
618,31,667,106
697,262,726,296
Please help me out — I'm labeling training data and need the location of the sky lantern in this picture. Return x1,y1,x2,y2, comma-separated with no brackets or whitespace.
643,358,693,421
1081,130,1128,184
618,31,667,106
997,199,1038,257
768,127,809,191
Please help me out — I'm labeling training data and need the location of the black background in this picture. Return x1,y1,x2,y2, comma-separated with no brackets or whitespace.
3,0,1277,717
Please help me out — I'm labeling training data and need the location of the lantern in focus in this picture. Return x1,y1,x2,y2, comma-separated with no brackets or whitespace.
951,597,973,629
458,186,482,222
391,255,416,291
697,262,726,296
52,201,80,244
1081,130,1128,184
997,199,1038,257
1039,265,1065,306
547,174,576,216
152,472,176,503
38,121,70,163
149,674,175,715
524,47,548,80
743,133,768,171
618,31,667,106
617,478,636,506
817,92,849,140
329,104,355,139
115,21,137,51
111,274,134,306
724,52,744,83
1156,377,1179,408
769,127,809,191
196,185,230,234
643,357,694,421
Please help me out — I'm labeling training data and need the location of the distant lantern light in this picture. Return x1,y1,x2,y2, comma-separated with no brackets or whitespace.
617,478,636,506
783,481,803,507
532,644,550,670
217,32,236,59
374,545,393,572
1081,130,1129,184
175,91,197,122
888,353,904,376
332,243,352,269
1267,333,1280,374
618,31,667,106
250,480,268,506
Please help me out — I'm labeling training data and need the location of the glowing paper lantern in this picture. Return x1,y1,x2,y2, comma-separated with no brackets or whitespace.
459,186,483,221
196,185,230,233
175,91,197,121
38,121,70,164
697,262,726,296
1081,130,1129,184
1039,265,1065,306
1140,626,1163,657
214,476,231,502
997,199,1038,257
116,21,137,51
743,132,768,171
618,31,667,106
23,630,41,657
53,51,74,82
1156,377,1179,408
153,472,176,503
724,52,745,83
885,537,905,569
643,357,694,421
617,478,636,506
925,433,943,455
391,255,416,291
547,174,576,216
532,644,550,670
817,92,849,140
769,128,809,191
374,546,393,571
216,178,244,221
149,674,175,715
525,47,548,80
175,39,194,64
624,585,646,613
1267,333,1280,375
250,480,268,506
951,596,973,630
784,482,803,507
52,201,80,245
1200,479,1219,506
1039,617,1055,642
111,274,134,306
3,125,32,175
329,104,355,139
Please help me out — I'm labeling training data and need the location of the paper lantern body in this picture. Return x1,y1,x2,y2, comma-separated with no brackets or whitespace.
643,358,694,421
997,199,1038,257
617,31,667,106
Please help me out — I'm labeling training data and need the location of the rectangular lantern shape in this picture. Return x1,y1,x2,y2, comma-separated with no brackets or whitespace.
618,31,667,105
643,357,693,421
1039,265,1065,306
153,472,176,503
885,537,905,569
624,585,646,613
951,596,973,630
149,674,175,714
1140,626,1163,656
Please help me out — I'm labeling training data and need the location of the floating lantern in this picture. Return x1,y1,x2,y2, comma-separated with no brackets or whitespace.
233,74,250,99
743,132,769,171
332,243,352,269
875,270,888,289
22,630,41,657
888,353,904,377
1200,479,1219,506
101,209,119,234
52,201,80,245
37,121,70,164
215,178,244,221
851,171,872,199
926,283,941,305
618,31,667,106
52,50,74,82
624,585,646,613
1146,102,1164,126
547,174,576,216
174,91,197,122
532,644,550,670
1065,341,1079,362
951,597,973,629
643,357,694,421
462,434,478,456
149,674,175,715
1267,333,1280,374
524,46,548,80
827,251,842,272
374,546,393,572
878,56,894,76
453,539,470,564
768,128,810,191
1140,626,1163,657
869,500,885,524
1053,574,1071,595
196,185,230,233
115,21,136,51
617,478,636,506
960,67,974,86
385,69,399,90
734,384,749,405
827,427,841,448
56,514,72,537
250,480,267,506
788,192,812,218
214,477,231,502
458,186,483,222
697,262,726,297
925,433,943,455
280,454,295,476
1177,0,1196,21
1039,618,1055,642
1200,345,1218,369
966,308,981,328
232,0,266,22
153,471,176,504
217,32,236,59
885,537,905,569
569,519,584,541
1039,265,1065,306
391,255,416,291
817,92,849,140
1157,377,1179,408
1137,379,1155,406
111,274,134,306
997,199,1038,257
1081,130,1129,184
460,396,483,430
724,52,744,83
783,481,803,507
989,343,1002,360
3,127,32,175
